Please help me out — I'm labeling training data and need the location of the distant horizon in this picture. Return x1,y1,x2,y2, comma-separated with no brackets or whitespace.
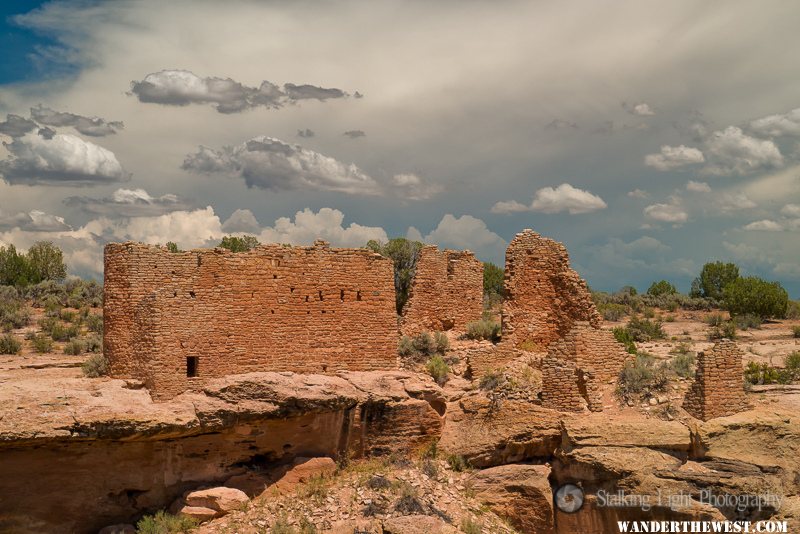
2,1,799,298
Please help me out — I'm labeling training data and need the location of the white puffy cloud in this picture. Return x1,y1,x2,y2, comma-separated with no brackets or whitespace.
492,183,607,215
714,192,756,212
0,132,128,186
120,207,224,247
781,204,800,217
64,188,192,216
129,70,349,113
627,189,649,199
644,145,705,171
624,102,656,116
743,219,783,232
702,126,783,176
182,136,380,195
221,209,261,234
421,213,506,259
749,107,800,137
644,202,688,223
258,207,387,247
0,208,71,232
391,173,443,200
686,180,711,193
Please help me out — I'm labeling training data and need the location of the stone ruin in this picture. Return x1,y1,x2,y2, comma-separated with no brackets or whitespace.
400,246,484,336
501,229,600,352
541,322,631,412
683,339,750,421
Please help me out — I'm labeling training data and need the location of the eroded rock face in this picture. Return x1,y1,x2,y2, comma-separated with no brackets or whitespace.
469,464,555,534
382,514,459,533
0,371,445,534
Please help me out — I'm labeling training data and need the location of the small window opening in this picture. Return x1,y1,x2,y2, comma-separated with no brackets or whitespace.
356,291,362,301
340,289,345,302
197,256,202,267
186,356,199,377
189,291,196,298
319,290,323,301
273,274,278,279
305,295,309,302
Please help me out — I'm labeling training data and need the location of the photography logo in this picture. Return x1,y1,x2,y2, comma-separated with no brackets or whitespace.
555,484,584,513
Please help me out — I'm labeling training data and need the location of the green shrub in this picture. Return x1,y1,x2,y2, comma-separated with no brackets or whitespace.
398,335,415,357
787,300,800,320
624,316,665,342
366,238,424,314
696,261,740,300
413,331,436,355
426,355,450,386
479,369,506,390
63,340,84,355
59,309,78,323
433,331,449,354
50,323,80,342
135,510,197,534
733,314,762,330
86,313,103,334
83,334,102,353
0,333,22,354
617,353,668,397
165,241,180,253
785,352,800,381
446,454,469,472
30,333,53,353
647,280,678,297
460,517,483,534
483,261,504,299
709,321,736,340
792,326,800,339
612,326,637,354
669,352,696,378
218,234,260,252
598,302,627,321
744,361,792,385
723,276,788,319
82,354,108,378
465,319,501,342
706,313,725,327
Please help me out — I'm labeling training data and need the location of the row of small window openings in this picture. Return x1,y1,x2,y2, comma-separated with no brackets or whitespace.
174,289,362,301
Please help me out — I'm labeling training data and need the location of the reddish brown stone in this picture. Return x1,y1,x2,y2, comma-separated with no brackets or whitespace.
683,340,750,421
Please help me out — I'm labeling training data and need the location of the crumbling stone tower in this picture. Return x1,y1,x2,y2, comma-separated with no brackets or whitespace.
683,339,750,421
501,229,600,352
541,322,630,412
400,246,484,336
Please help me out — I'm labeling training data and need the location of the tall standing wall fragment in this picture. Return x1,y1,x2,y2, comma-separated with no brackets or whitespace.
104,241,399,399
683,339,750,421
501,229,600,351
400,246,484,336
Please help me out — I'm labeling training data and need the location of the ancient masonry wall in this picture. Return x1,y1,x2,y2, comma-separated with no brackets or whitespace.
501,229,601,352
400,246,484,336
683,340,750,421
104,241,398,399
540,323,630,412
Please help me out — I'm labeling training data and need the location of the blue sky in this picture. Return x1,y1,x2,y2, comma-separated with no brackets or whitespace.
1,1,799,297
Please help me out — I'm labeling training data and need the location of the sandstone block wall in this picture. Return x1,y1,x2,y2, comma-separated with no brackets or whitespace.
683,340,750,421
105,241,398,399
540,323,629,412
400,246,483,336
464,346,521,380
501,229,600,352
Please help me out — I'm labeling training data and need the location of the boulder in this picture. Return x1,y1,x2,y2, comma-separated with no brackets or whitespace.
177,505,218,522
468,464,555,534
266,456,337,496
184,486,249,515
382,515,459,533
98,525,135,534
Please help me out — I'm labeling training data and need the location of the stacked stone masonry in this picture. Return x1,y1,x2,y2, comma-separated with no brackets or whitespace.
400,246,484,336
104,241,399,399
683,340,750,421
501,229,601,352
540,323,630,412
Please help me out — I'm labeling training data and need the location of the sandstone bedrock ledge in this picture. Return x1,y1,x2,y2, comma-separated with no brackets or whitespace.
0,371,445,533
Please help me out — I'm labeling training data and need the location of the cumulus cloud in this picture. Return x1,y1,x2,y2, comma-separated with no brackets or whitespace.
0,133,129,186
343,130,366,139
129,70,351,113
715,192,756,212
64,188,192,216
30,105,123,137
0,208,71,232
421,213,506,258
623,102,656,116
781,204,800,217
627,189,649,199
121,206,223,247
749,107,800,137
702,126,783,176
258,207,387,247
0,114,39,137
492,183,607,215
182,136,380,195
644,145,704,171
391,173,442,200
221,208,261,233
686,180,711,193
644,202,688,223
743,219,783,232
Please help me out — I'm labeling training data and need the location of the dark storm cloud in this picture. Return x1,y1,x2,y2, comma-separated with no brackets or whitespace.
0,114,39,137
30,105,124,137
0,209,71,232
64,188,193,217
297,128,315,138
129,70,355,113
